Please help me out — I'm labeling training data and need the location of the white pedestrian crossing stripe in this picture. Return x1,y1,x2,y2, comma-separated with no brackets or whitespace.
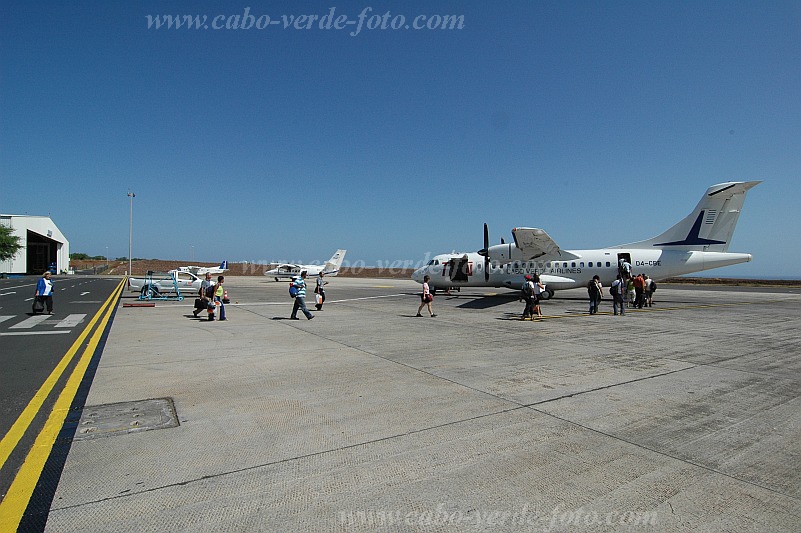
55,314,86,328
10,315,51,329
1,313,87,334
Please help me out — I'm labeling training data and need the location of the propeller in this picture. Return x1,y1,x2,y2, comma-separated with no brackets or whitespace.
478,223,491,281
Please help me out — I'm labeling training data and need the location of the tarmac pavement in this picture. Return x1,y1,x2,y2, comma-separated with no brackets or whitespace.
32,277,801,531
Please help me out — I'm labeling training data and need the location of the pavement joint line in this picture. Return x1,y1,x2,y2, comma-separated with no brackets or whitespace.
49,404,534,512
522,401,801,503
134,293,412,308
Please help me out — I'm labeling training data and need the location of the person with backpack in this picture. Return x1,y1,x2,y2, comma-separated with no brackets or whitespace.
587,275,603,314
610,274,625,316
290,271,314,320
521,275,536,319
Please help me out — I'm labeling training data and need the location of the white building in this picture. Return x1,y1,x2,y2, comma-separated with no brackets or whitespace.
0,214,70,275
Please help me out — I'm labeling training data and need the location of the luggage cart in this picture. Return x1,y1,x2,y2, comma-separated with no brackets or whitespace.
138,271,184,301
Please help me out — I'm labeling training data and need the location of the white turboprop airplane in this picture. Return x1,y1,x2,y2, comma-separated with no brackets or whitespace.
177,261,229,276
266,250,347,281
412,181,760,299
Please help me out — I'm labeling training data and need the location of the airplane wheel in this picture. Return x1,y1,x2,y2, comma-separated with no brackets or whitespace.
539,288,554,301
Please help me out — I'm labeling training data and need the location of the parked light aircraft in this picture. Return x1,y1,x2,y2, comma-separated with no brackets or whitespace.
412,181,760,298
266,250,347,281
177,261,229,276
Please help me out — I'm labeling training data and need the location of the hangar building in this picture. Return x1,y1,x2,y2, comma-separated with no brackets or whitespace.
0,214,70,275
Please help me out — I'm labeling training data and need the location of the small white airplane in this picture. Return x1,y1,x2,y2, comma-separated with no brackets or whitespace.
177,261,229,276
266,250,347,281
412,181,760,299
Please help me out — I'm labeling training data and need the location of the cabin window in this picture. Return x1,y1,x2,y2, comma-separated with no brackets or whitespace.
546,263,551,268
606,261,611,267
571,262,576,268
562,262,567,268
580,262,585,268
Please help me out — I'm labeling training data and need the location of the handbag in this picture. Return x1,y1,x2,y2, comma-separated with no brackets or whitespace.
32,297,45,313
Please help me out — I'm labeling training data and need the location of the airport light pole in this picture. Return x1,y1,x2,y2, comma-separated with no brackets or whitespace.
127,191,135,275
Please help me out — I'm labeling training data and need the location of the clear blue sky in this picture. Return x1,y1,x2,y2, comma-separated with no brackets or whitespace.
2,1,799,277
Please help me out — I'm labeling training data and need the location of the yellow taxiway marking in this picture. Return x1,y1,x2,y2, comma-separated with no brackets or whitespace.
505,300,761,321
0,279,125,532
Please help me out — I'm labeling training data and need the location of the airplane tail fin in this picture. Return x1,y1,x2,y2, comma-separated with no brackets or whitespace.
620,181,760,251
219,261,228,270
322,249,347,276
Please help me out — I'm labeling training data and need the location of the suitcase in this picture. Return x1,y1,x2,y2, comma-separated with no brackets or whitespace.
194,298,206,310
32,297,44,314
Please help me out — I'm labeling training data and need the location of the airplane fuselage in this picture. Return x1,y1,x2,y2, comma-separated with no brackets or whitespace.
268,264,328,280
412,249,752,295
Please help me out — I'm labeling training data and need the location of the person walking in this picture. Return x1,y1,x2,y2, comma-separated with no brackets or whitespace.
633,273,646,308
290,271,314,320
211,275,227,321
626,277,635,308
194,272,214,317
587,275,603,315
416,275,436,317
521,275,536,319
644,274,655,307
34,271,55,314
611,274,625,316
314,272,327,310
532,274,545,319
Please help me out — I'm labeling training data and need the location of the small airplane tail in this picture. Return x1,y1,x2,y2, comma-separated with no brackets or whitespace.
219,261,228,270
322,249,347,276
620,181,760,251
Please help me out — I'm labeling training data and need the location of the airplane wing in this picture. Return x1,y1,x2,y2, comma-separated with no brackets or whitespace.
511,227,581,260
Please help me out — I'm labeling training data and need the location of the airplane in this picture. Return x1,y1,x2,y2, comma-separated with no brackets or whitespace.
265,250,347,281
412,181,760,299
177,261,229,276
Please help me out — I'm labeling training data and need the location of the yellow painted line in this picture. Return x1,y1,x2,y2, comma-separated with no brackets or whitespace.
0,278,125,471
0,279,124,532
503,301,759,321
